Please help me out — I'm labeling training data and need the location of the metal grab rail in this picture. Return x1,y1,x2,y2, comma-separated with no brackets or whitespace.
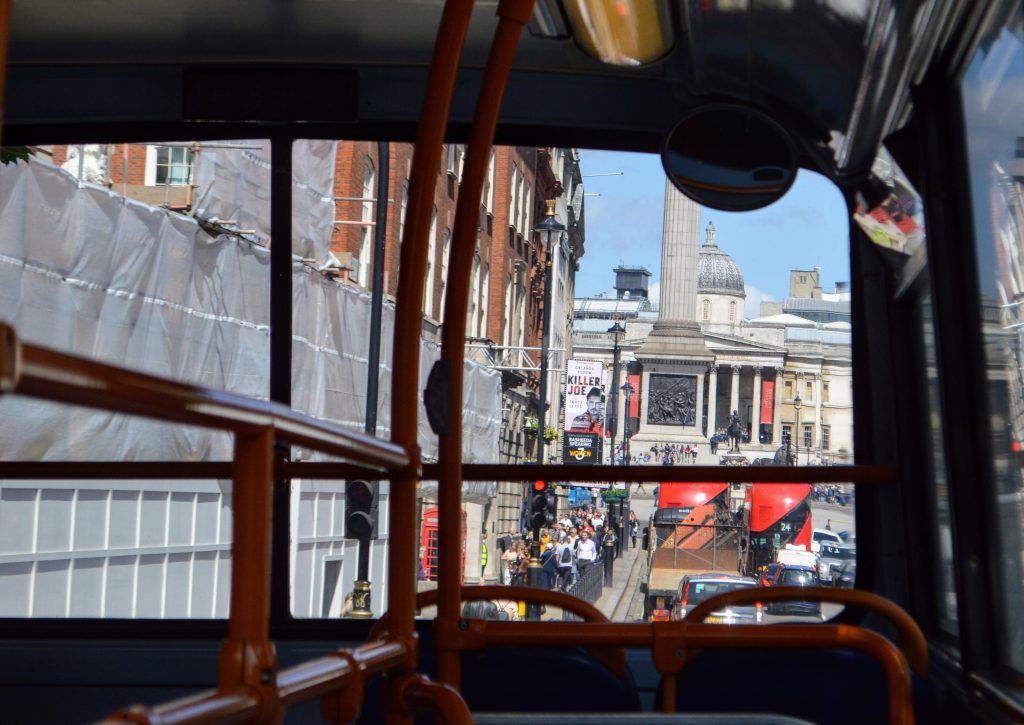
684,586,928,676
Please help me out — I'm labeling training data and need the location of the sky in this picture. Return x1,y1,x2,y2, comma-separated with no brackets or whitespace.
574,149,850,319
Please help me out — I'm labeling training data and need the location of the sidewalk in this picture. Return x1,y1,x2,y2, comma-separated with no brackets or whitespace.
594,537,644,620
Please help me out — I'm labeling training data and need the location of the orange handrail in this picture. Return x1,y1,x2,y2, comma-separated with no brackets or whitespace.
454,620,915,725
434,0,537,688
685,586,928,675
427,462,897,484
386,3,476,705
102,689,260,725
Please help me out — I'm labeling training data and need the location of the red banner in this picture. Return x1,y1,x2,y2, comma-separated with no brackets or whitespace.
760,380,775,424
628,373,641,417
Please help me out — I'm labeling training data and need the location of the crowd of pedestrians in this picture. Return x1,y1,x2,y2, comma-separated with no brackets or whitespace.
494,503,633,592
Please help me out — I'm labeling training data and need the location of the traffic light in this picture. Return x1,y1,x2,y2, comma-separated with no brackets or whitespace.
530,480,549,530
345,480,379,539
544,487,557,526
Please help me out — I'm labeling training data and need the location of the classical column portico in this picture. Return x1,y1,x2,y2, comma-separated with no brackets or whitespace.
707,365,718,436
772,368,784,446
752,367,762,443
815,374,823,454
729,365,740,418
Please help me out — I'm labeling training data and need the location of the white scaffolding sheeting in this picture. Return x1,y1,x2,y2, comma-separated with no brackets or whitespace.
193,139,338,263
0,156,502,467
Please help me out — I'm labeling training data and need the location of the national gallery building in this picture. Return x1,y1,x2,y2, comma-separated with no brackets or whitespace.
571,183,852,466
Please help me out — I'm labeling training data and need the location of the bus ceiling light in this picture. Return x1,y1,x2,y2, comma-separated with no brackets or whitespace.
562,0,675,66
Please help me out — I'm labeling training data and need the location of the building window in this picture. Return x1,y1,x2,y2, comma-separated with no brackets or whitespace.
502,275,512,347
480,264,490,339
702,299,710,321
424,207,437,319
486,150,495,213
358,157,375,287
467,255,481,337
729,301,737,323
145,145,193,186
439,229,451,322
508,163,518,228
784,380,793,398
803,424,813,448
446,144,457,175
805,380,813,400
398,180,409,245
782,425,792,446
821,425,830,450
823,382,830,402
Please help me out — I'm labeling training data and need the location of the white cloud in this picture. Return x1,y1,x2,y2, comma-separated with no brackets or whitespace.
744,285,775,319
647,281,660,306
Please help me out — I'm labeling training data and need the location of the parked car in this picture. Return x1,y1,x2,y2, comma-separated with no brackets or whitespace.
832,561,857,589
810,528,843,553
673,574,761,624
816,543,857,582
764,564,823,618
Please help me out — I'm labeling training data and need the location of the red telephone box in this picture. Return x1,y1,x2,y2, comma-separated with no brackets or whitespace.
420,507,467,583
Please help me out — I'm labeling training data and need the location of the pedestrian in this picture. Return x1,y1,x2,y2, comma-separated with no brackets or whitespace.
576,530,598,576
480,531,489,580
629,511,639,548
555,538,573,590
691,444,699,463
826,518,832,531
540,542,557,589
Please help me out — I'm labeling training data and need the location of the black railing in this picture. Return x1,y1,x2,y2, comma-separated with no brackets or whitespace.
562,560,604,620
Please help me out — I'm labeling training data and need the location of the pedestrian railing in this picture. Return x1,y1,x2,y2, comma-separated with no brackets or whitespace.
562,561,604,620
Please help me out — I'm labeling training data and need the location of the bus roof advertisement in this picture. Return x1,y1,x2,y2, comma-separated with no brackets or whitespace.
565,359,607,434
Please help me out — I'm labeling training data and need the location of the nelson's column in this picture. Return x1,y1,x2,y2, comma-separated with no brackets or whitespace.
633,181,714,446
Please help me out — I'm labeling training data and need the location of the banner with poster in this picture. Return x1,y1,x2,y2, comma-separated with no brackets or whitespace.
562,432,601,465
760,380,775,425
565,359,607,435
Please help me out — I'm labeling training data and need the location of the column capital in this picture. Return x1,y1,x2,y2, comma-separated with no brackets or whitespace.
774,366,784,376
708,363,719,374
753,366,763,378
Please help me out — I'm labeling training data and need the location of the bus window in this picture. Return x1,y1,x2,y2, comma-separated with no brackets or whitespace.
960,2,1024,672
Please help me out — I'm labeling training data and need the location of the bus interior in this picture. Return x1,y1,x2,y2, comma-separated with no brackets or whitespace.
1,0,1023,723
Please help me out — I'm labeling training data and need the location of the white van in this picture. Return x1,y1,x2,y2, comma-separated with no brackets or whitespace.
811,528,843,553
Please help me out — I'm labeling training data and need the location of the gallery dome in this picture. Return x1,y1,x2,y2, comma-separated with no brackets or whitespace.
697,222,745,297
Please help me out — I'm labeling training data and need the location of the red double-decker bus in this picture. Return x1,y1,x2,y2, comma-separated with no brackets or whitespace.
644,483,743,620
745,484,813,574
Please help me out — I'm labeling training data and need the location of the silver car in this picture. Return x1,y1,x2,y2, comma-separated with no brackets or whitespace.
816,543,857,582
674,574,761,624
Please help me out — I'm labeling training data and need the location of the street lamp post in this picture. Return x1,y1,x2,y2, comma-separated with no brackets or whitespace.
534,201,566,465
621,381,634,465
794,393,802,466
607,317,625,465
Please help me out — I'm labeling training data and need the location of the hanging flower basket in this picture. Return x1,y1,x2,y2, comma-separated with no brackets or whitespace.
523,416,539,438
542,426,560,443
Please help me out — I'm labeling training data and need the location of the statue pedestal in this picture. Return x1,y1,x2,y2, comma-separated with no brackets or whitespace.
719,452,749,466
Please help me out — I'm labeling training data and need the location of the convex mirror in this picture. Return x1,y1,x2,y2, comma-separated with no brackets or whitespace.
662,105,797,211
